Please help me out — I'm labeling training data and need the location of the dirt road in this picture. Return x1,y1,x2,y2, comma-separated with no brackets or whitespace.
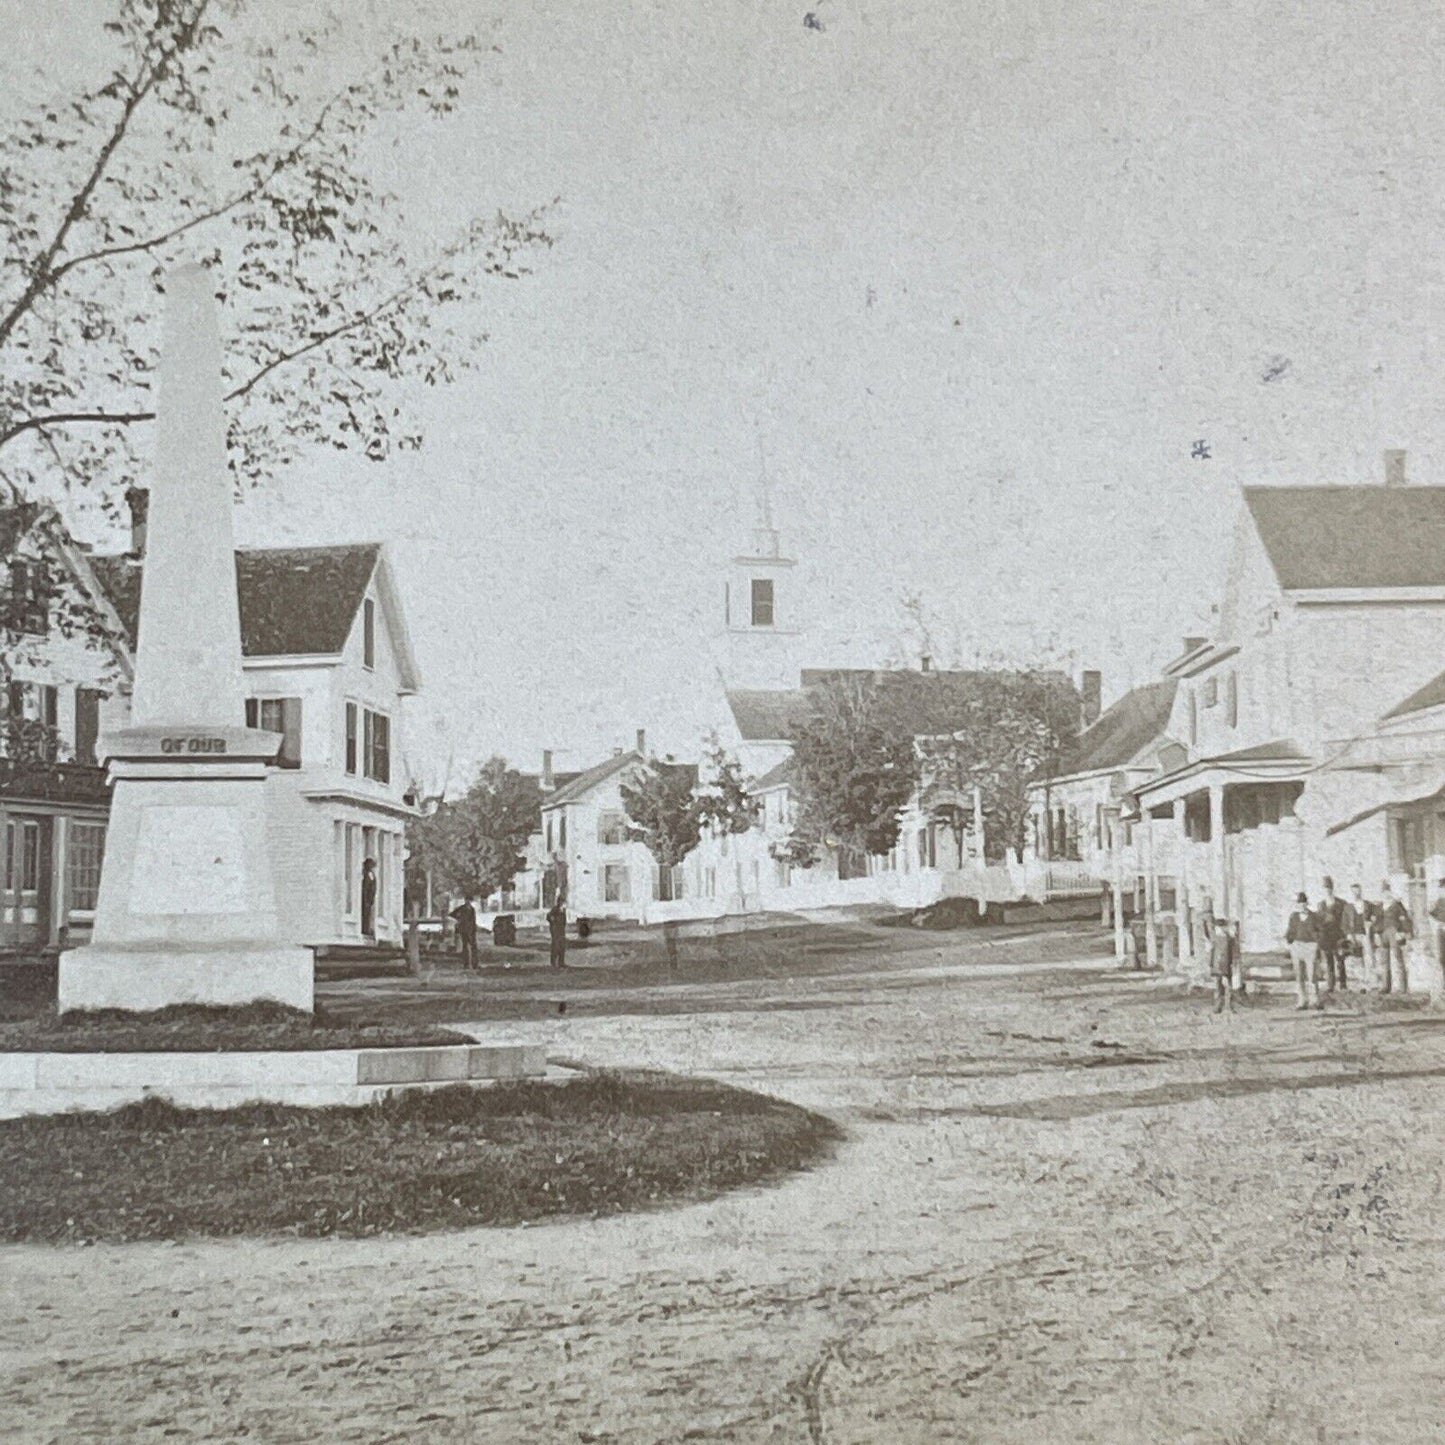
4,929,1445,1442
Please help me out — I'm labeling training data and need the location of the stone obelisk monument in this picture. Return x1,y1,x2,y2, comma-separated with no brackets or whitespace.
58,264,314,1014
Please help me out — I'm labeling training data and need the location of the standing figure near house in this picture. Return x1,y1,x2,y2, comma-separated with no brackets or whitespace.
450,899,479,972
1377,881,1413,995
1209,917,1239,1015
1316,876,1349,994
1285,892,1321,1012
1347,883,1377,982
1429,881,1445,994
360,858,378,940
547,899,568,970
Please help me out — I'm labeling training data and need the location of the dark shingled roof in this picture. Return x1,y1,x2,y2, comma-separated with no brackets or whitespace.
753,758,794,791
1384,670,1445,721
1245,486,1445,590
729,667,1076,743
91,544,380,657
725,689,817,742
1044,679,1179,781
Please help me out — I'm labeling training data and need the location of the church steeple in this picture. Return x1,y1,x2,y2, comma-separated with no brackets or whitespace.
718,461,802,690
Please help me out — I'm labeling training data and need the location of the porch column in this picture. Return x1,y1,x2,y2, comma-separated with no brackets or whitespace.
50,814,69,948
1143,810,1159,968
1173,797,1190,962
1209,782,1226,919
1110,806,1125,961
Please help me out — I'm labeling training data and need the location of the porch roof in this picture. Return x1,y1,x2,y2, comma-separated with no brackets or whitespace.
1134,739,1312,808
1325,770,1445,837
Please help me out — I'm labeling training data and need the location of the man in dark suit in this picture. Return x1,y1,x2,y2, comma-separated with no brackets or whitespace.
547,900,568,970
1316,876,1349,993
450,899,479,971
360,858,377,939
1346,882,1377,980
1377,881,1413,995
1285,892,1321,1011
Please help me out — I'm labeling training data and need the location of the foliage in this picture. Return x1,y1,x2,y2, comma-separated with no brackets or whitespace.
694,737,759,836
406,756,540,904
0,0,553,515
620,759,705,873
913,670,1080,862
785,675,921,867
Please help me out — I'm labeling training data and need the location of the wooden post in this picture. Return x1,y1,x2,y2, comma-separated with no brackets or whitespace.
1174,797,1190,964
1209,782,1226,920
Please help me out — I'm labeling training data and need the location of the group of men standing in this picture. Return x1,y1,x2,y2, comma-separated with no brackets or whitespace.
1284,876,1414,1011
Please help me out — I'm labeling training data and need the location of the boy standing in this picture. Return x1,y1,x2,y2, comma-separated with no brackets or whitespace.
1210,917,1239,1014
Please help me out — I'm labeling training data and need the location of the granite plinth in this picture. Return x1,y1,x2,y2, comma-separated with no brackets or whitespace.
57,944,314,1015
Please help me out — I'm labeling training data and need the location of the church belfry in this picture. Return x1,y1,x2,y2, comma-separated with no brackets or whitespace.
718,469,803,690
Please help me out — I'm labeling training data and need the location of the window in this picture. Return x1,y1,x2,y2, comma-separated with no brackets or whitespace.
345,703,358,775
1,682,58,761
67,823,105,911
362,709,390,783
363,598,376,669
603,863,630,903
20,821,39,892
559,812,567,849
750,578,774,627
1187,690,1198,745
4,560,49,634
245,696,302,768
598,810,627,846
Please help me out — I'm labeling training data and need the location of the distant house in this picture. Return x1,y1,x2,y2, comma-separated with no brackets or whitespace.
1026,674,1180,900
1,503,131,954
91,497,422,953
1131,457,1445,962
538,733,699,919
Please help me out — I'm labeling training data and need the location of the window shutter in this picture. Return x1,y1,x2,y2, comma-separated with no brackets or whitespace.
280,697,303,768
42,685,57,728
1226,671,1238,729
345,702,358,774
75,688,100,765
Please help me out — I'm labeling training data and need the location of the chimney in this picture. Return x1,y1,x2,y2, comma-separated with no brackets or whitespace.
125,486,149,556
635,728,647,756
541,749,554,790
1081,670,1102,727
920,653,932,673
1385,449,1407,487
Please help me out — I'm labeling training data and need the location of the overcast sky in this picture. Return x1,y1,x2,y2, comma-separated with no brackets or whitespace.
11,1,1445,788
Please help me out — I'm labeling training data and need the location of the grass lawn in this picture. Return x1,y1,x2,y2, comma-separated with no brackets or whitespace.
0,1071,842,1244
0,1001,473,1053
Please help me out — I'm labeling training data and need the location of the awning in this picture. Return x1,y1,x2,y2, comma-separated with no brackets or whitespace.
1325,771,1445,837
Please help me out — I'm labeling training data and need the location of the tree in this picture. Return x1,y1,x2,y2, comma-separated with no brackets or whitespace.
406,757,540,905
785,675,921,868
913,670,1080,863
620,759,703,902
0,0,553,514
694,737,759,838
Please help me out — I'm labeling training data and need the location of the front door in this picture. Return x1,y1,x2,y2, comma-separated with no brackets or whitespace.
2,814,51,951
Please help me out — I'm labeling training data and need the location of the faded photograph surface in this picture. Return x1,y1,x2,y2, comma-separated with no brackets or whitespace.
3,3,1445,1441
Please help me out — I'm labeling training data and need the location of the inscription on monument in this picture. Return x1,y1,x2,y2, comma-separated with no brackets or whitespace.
159,736,228,754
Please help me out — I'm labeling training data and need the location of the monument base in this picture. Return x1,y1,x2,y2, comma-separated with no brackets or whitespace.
58,944,315,1015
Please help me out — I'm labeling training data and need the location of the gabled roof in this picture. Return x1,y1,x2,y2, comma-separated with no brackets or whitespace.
1383,670,1445,722
541,751,642,809
1043,679,1179,782
726,689,816,742
1244,485,1445,591
753,757,793,791
90,544,412,681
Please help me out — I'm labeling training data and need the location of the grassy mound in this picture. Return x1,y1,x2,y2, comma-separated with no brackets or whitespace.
0,1000,471,1053
0,1070,842,1243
